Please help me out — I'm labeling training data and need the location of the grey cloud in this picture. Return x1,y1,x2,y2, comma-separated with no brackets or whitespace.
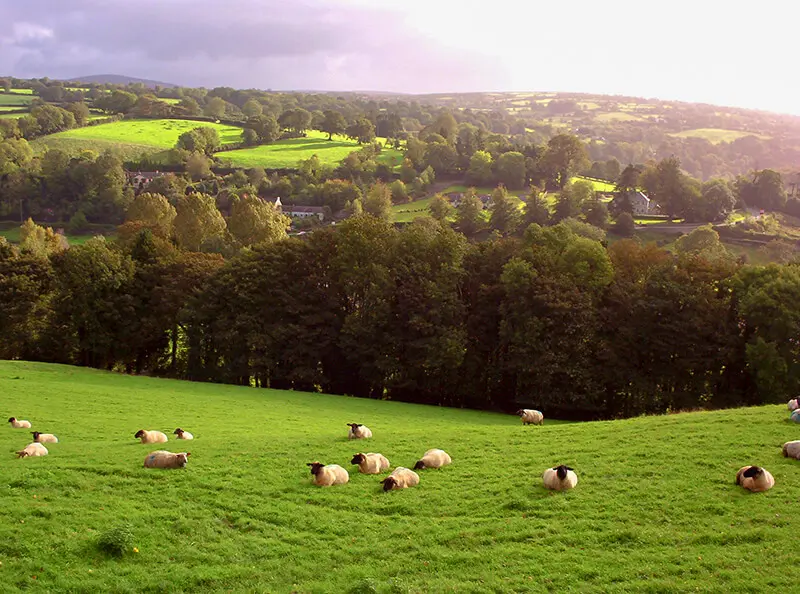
0,0,506,92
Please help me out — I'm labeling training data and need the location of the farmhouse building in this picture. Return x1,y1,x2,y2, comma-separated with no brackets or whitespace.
620,191,656,216
274,197,326,222
127,171,165,191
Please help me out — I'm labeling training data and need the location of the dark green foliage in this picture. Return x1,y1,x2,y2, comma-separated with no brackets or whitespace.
96,523,135,557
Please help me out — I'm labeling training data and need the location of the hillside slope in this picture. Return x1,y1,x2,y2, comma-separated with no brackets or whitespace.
1,361,798,592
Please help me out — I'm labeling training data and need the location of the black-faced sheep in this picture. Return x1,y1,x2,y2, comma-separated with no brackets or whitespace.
413,449,452,470
173,428,194,440
134,429,168,444
8,417,32,429
735,466,774,492
31,431,58,444
307,462,349,486
542,465,578,490
381,467,420,491
516,409,544,426
347,423,373,439
351,452,390,474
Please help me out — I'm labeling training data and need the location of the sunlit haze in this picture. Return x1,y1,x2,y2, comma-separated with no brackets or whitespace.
2,0,799,114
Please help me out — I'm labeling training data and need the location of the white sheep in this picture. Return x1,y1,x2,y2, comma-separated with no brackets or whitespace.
542,465,578,490
31,431,58,444
413,449,452,470
381,467,420,491
735,466,774,492
516,409,544,426
143,451,190,469
350,452,390,474
782,441,800,460
134,429,168,444
16,442,48,458
8,417,32,429
173,428,194,440
788,398,800,412
792,410,800,424
307,462,349,486
347,423,373,439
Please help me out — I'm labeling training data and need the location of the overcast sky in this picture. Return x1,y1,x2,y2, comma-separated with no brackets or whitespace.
1,0,798,114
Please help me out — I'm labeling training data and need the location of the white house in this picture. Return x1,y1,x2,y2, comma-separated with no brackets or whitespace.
626,191,654,216
274,197,325,222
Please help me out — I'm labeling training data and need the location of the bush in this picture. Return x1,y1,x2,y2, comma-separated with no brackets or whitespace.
96,523,134,557
67,210,88,234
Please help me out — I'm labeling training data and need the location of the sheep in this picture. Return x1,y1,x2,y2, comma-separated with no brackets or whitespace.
173,428,194,440
542,465,578,491
31,431,58,444
792,410,800,424
307,462,349,486
350,452,390,474
735,466,774,492
788,398,800,412
143,450,190,469
16,442,48,458
347,423,373,440
134,429,168,444
8,417,32,429
782,440,800,460
413,449,452,470
516,409,544,426
381,467,420,491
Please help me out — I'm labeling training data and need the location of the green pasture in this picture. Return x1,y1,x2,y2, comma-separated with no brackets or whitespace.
8,89,34,95
571,176,616,192
1,361,800,592
217,131,403,170
0,226,113,246
595,112,645,123
0,94,33,107
0,113,26,119
668,128,771,144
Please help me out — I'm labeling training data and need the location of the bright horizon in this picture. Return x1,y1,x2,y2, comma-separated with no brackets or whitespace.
2,0,799,116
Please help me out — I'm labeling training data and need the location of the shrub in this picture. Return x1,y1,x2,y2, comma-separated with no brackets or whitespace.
96,523,134,557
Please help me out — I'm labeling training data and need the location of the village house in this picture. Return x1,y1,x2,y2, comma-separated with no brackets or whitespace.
624,191,656,216
126,171,165,191
274,197,326,222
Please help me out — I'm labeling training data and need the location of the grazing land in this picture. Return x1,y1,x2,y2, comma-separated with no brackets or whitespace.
0,93,33,107
668,128,772,144
1,361,797,593
217,130,403,169
32,119,244,160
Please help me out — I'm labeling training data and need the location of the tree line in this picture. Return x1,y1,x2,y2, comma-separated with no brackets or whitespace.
2,214,798,419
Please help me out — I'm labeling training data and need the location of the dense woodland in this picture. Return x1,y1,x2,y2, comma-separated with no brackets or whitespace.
2,78,800,418
1,213,799,419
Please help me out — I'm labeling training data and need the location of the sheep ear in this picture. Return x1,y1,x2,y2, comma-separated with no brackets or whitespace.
186,452,191,456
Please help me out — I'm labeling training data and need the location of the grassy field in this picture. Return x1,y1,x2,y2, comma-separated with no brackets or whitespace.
217,131,403,170
0,226,112,246
668,128,771,144
0,94,34,107
595,112,645,123
1,361,800,592
9,89,34,95
571,176,616,192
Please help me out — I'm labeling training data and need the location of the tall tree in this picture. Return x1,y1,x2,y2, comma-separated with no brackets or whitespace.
320,110,347,140
494,151,526,190
488,185,521,236
227,193,290,247
125,192,177,238
362,183,392,221
174,193,227,251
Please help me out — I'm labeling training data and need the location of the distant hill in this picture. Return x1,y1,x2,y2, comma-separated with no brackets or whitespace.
67,74,178,88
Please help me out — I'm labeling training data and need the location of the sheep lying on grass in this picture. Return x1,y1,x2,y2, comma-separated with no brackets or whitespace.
516,409,544,426
782,441,800,460
788,398,800,412
8,417,32,429
307,462,349,486
735,466,774,492
542,465,578,490
173,428,193,440
17,442,48,458
413,449,451,470
792,410,800,424
143,451,190,469
31,431,58,444
381,467,419,491
351,452,390,474
347,423,373,439
134,429,168,444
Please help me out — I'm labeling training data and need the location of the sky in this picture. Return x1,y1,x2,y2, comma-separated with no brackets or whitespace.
1,0,798,115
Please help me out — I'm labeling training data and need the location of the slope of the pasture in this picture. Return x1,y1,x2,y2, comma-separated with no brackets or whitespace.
33,119,244,158
668,128,771,144
217,130,403,170
1,361,798,593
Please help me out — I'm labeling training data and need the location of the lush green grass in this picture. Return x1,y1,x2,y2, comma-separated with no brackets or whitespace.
392,196,437,223
0,112,26,119
571,176,616,192
29,137,170,161
2,361,800,592
217,131,403,170
37,119,242,155
8,88,34,95
668,128,771,144
0,105,28,112
0,94,33,107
